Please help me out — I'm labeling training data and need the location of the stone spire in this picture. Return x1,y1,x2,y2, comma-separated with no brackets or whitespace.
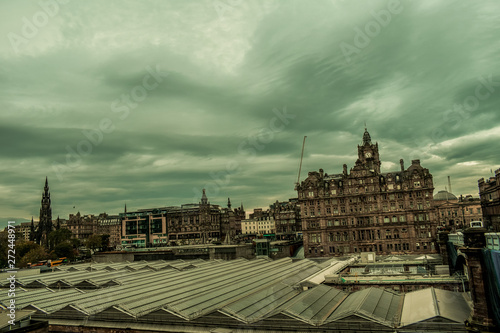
227,197,232,210
29,217,35,242
38,177,52,245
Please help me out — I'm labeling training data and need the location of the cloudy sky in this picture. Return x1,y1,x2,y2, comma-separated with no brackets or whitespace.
1,0,499,225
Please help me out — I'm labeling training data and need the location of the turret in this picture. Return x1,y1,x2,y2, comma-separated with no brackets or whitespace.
362,127,372,145
201,189,208,205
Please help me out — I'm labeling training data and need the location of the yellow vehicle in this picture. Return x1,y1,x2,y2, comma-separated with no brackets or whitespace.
27,260,47,268
46,257,68,267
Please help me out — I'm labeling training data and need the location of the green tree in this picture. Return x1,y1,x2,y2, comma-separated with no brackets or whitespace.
47,228,72,250
100,234,110,250
85,235,102,252
15,241,41,264
0,231,7,268
20,247,48,267
70,238,81,249
54,242,75,259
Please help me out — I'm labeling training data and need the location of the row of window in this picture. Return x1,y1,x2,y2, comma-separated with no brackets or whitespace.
306,215,410,229
312,228,410,243
316,242,413,254
303,188,431,200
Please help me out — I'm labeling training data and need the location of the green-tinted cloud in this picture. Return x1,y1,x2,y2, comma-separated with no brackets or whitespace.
0,0,499,220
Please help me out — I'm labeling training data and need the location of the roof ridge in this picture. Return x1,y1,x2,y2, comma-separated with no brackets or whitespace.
357,287,375,312
431,287,440,317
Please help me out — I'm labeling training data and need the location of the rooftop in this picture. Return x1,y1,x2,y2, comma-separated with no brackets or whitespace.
434,190,458,201
0,258,472,332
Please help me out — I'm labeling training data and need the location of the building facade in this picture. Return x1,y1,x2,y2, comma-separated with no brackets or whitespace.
270,199,302,240
296,129,437,257
478,168,500,231
433,191,482,230
15,221,35,242
97,213,122,248
241,213,276,236
121,190,245,248
241,218,258,235
121,207,168,248
67,212,98,241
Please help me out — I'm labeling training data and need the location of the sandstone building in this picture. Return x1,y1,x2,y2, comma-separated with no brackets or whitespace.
121,190,245,247
478,168,500,231
433,190,482,230
296,129,437,257
270,199,302,240
96,213,122,248
66,212,98,241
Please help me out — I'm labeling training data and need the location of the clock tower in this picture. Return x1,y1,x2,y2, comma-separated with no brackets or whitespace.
358,128,381,173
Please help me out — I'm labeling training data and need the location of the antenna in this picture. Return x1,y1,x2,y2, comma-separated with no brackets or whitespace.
448,176,452,194
297,136,307,185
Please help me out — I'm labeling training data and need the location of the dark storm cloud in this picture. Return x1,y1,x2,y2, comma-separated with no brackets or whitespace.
0,0,499,220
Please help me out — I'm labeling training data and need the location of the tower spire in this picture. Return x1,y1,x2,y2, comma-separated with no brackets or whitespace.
201,189,208,205
38,177,52,246
29,217,35,242
362,127,371,145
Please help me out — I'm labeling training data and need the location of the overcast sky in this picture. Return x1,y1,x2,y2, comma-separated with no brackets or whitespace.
1,0,499,224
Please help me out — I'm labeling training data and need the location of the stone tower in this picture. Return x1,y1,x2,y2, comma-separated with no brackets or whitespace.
357,127,381,173
37,177,53,246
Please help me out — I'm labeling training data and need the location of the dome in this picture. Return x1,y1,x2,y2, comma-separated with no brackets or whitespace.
433,190,458,201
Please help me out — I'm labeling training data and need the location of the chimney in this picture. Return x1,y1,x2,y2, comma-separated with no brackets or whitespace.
343,164,347,176
400,159,404,171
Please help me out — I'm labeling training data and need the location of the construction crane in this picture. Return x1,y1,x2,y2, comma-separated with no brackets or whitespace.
296,136,307,185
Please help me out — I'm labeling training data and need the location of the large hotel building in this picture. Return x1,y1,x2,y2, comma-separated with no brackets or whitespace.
296,129,438,257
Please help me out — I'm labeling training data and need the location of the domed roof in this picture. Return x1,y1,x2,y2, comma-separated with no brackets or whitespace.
433,190,458,201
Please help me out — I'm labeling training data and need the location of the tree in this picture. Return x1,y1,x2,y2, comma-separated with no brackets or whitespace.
54,242,75,259
47,228,72,250
100,234,110,251
15,241,41,264
20,247,48,267
70,238,81,249
0,231,8,268
85,235,102,252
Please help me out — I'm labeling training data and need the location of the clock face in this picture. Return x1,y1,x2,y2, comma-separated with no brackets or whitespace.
365,152,372,158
